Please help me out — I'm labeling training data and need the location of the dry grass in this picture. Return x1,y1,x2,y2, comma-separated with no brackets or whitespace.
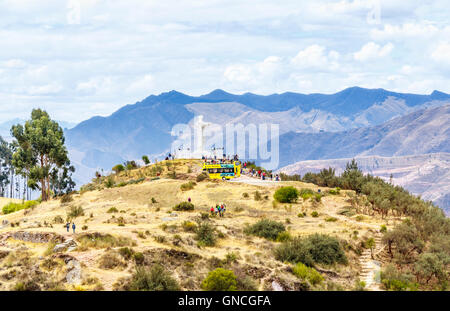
0,160,397,291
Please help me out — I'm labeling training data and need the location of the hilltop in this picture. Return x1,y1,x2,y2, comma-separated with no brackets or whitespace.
0,159,397,291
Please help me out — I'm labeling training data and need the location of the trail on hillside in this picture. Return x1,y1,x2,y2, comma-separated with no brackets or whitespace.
359,234,383,291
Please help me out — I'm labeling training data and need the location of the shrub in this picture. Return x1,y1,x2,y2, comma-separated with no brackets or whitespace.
67,206,84,219
196,222,217,247
180,181,196,191
380,225,387,233
133,252,145,265
82,225,88,230
129,265,180,291
98,252,126,269
328,188,341,195
273,186,299,203
112,164,125,174
196,173,208,182
254,191,262,201
299,188,315,200
274,234,347,266
2,200,39,215
325,217,338,222
292,262,324,285
182,221,197,232
106,207,119,214
244,219,286,241
173,202,194,211
77,233,134,249
105,177,115,188
151,197,157,204
142,155,150,165
276,231,292,242
242,192,249,198
60,193,73,203
311,211,319,218
201,268,237,291
119,247,134,260
53,215,64,224
380,264,418,291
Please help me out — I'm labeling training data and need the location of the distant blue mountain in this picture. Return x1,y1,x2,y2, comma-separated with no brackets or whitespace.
64,87,450,184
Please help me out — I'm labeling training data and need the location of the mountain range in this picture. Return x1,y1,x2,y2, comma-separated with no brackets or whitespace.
1,87,449,211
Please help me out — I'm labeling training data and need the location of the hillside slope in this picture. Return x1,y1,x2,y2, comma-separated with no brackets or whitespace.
0,160,393,291
279,153,450,214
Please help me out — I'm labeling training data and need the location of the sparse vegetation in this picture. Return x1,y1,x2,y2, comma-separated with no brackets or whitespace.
173,202,194,211
201,268,237,291
2,200,39,215
128,265,180,291
273,186,299,203
244,219,286,241
274,234,347,266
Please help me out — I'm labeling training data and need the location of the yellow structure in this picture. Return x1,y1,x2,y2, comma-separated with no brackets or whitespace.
202,161,241,180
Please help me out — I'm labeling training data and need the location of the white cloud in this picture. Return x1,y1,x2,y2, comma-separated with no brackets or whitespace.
431,42,450,65
0,0,449,122
354,42,394,61
291,45,340,70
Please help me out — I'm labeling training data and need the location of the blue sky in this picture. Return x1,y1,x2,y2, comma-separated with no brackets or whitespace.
0,0,449,123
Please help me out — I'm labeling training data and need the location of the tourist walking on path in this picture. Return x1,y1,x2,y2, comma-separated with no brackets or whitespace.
66,222,70,232
72,222,76,234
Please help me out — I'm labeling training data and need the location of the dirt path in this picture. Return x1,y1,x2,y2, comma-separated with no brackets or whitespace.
359,234,383,291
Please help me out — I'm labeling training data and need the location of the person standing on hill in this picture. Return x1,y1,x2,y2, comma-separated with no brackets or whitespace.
66,222,70,232
72,222,76,234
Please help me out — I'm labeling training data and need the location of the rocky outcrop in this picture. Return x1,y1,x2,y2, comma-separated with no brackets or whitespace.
53,238,77,253
3,231,65,244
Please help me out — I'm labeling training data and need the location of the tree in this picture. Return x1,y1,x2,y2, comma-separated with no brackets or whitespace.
0,137,12,197
365,238,376,259
142,155,150,165
10,109,73,201
341,159,364,193
112,164,125,174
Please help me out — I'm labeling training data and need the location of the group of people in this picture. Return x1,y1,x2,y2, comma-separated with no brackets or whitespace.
244,166,281,181
210,203,226,217
65,222,76,234
202,154,239,165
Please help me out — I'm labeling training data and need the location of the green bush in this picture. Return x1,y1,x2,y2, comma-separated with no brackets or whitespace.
325,217,338,222
129,265,180,291
244,219,286,241
276,231,292,242
107,207,119,213
299,188,315,200
201,268,237,291
112,164,125,174
180,181,196,191
273,186,299,203
173,202,195,211
292,262,324,285
196,222,217,247
274,234,347,266
104,177,115,188
311,211,319,218
381,264,418,291
2,200,39,215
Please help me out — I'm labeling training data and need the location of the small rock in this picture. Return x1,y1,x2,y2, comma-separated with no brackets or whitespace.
66,259,82,284
170,212,178,217
271,281,283,291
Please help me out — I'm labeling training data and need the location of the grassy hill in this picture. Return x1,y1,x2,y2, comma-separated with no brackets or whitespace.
0,159,427,291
